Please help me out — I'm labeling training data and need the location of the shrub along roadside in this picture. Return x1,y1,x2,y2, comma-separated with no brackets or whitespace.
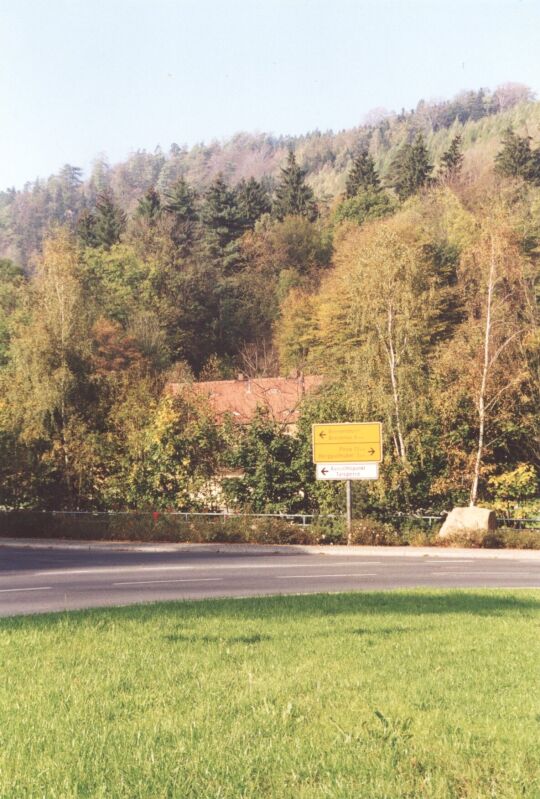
0,511,343,546
0,511,539,548
437,527,540,550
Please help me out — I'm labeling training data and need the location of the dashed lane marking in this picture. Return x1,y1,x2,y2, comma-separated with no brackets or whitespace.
432,571,536,576
276,573,378,579
112,577,224,586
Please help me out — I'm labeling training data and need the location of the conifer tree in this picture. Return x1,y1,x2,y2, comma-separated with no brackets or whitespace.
164,178,198,220
135,187,161,226
440,134,464,180
236,177,271,230
55,165,84,222
389,133,433,200
494,128,536,181
76,208,98,248
273,151,318,221
201,175,242,248
346,149,381,197
163,178,199,255
200,175,243,269
93,191,126,249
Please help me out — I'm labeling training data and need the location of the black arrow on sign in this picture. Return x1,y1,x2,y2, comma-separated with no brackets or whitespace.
368,447,375,455
321,467,328,475
318,431,326,438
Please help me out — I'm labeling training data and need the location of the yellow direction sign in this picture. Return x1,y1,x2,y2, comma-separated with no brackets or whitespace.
312,423,382,463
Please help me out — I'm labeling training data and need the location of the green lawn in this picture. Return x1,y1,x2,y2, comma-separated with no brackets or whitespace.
1,592,539,799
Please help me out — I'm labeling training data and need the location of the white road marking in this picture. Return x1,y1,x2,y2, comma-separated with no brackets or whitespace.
276,573,377,579
36,561,383,577
0,586,52,593
433,571,535,576
112,577,224,586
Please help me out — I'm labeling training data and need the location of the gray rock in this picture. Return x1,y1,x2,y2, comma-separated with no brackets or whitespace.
439,506,497,537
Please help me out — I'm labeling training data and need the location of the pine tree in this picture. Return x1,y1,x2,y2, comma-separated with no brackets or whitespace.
236,177,271,230
389,134,433,200
201,175,242,247
200,175,243,269
495,128,534,180
135,187,161,225
345,149,381,197
164,178,198,220
406,133,433,194
163,178,199,255
57,164,84,220
93,191,126,249
273,151,318,221
76,208,98,248
440,134,464,180
88,157,111,198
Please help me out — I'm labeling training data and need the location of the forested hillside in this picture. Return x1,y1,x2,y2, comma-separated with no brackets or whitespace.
0,83,539,515
1,82,538,268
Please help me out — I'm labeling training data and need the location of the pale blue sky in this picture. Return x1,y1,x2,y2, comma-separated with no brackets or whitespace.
1,0,539,189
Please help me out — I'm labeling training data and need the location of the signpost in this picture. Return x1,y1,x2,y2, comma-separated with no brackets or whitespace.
312,423,382,463
312,423,382,542
316,462,379,480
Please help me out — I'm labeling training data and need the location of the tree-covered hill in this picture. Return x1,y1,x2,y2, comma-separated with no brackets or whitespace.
1,83,538,268
0,82,538,514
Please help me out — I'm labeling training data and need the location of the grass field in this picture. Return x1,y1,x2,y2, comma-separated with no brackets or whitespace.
1,591,539,798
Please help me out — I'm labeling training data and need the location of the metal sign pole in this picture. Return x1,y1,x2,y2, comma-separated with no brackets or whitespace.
345,479,352,544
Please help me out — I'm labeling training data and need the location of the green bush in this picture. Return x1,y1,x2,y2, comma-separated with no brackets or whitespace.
1,512,538,548
311,517,346,545
488,464,538,509
438,527,540,550
406,529,438,547
348,517,403,546
0,511,341,546
397,517,442,537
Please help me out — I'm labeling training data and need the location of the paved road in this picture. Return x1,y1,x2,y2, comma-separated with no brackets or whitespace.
1,543,539,616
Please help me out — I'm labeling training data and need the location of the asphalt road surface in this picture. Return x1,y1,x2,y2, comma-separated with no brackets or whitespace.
1,543,539,616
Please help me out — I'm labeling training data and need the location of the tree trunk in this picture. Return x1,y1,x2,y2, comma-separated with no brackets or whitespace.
470,236,496,506
386,307,407,461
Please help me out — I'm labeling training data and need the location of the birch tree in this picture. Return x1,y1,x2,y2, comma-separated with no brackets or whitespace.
435,215,536,505
469,225,534,504
310,219,437,464
5,228,94,506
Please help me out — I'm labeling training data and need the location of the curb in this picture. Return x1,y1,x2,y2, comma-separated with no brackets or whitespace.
1,538,540,560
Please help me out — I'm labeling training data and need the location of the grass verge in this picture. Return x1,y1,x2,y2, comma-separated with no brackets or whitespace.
1,591,539,798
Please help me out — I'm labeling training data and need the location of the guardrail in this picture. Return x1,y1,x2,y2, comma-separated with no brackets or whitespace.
386,512,540,530
498,517,540,530
1,509,538,530
387,514,443,527
45,510,328,527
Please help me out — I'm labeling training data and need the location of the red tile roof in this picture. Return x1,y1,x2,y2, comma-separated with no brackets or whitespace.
167,375,324,424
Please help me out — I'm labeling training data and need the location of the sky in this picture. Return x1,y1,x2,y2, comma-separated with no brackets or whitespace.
1,0,539,189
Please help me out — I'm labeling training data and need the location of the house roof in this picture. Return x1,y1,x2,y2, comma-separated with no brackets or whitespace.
167,375,324,424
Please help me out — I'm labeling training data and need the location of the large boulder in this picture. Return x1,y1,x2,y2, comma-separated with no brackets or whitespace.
439,506,497,537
